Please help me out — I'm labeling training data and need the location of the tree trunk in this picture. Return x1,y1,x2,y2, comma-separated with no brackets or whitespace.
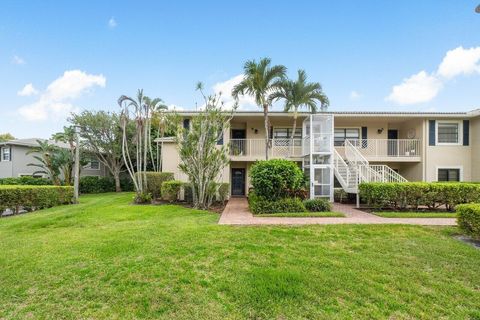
263,103,269,160
291,109,298,156
114,170,122,192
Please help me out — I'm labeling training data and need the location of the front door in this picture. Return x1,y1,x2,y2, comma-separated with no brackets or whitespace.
387,129,398,156
231,168,246,196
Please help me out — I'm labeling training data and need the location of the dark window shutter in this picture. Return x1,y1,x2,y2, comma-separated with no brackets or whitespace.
183,118,190,130
0,147,2,162
269,126,273,140
463,120,469,146
9,147,12,161
429,120,436,146
361,127,367,148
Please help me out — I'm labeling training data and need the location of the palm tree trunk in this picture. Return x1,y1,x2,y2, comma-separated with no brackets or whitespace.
263,103,269,160
291,109,298,156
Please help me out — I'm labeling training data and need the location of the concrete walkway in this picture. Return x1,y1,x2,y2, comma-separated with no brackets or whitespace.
218,198,457,226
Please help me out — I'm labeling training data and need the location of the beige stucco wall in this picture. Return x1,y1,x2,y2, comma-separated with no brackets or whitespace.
471,117,480,181
423,118,472,182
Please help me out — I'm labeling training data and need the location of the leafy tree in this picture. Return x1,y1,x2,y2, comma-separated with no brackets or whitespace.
270,69,329,141
0,133,15,142
69,111,132,192
144,97,168,172
173,83,234,209
118,90,163,202
232,57,286,159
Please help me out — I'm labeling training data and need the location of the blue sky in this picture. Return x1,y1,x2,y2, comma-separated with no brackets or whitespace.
1,0,480,138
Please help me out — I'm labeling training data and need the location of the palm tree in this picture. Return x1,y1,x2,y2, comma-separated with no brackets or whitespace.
144,96,168,172
27,140,63,185
232,58,287,160
270,70,329,143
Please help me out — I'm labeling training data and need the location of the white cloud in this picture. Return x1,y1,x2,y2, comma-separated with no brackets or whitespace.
12,55,25,65
386,46,480,105
349,90,361,100
18,70,106,121
386,71,443,105
17,83,39,96
437,46,480,79
212,74,258,110
108,17,117,28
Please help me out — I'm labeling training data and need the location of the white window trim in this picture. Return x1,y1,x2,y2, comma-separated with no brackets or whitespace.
1,147,11,162
435,120,462,146
435,166,463,182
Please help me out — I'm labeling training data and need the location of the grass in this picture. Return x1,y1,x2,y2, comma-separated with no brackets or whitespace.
255,211,345,217
1,193,479,319
374,211,457,218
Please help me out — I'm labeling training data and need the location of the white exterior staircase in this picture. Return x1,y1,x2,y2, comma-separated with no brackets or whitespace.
333,140,407,195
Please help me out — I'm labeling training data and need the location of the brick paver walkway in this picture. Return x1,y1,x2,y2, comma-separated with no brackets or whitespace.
218,198,457,226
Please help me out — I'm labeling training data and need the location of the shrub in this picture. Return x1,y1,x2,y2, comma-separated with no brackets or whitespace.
0,185,73,214
216,183,230,203
359,182,480,211
80,176,115,194
183,183,193,203
304,199,332,212
134,192,152,204
250,159,304,201
457,204,480,240
248,192,305,214
136,172,174,200
0,176,52,185
161,180,183,202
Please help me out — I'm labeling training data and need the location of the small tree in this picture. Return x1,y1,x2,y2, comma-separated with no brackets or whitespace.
69,111,132,192
173,83,235,209
118,89,162,203
0,133,15,142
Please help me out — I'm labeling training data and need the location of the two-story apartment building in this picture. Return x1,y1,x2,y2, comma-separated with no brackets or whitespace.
0,138,108,179
159,109,480,201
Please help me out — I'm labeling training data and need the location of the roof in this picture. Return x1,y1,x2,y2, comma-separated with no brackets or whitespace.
0,138,70,149
169,109,480,118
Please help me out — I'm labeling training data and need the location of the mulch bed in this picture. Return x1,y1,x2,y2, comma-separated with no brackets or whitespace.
455,235,480,250
152,200,226,214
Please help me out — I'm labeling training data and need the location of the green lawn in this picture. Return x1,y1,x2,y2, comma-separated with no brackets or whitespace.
1,193,479,319
374,211,457,218
255,211,345,217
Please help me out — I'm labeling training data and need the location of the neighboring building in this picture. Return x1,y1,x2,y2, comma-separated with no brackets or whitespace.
159,109,480,201
0,138,108,179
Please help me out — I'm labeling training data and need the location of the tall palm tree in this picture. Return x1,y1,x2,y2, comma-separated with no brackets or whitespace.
270,69,329,143
232,58,286,160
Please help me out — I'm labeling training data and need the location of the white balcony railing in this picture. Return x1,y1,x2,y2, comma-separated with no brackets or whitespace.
230,139,302,158
346,139,421,158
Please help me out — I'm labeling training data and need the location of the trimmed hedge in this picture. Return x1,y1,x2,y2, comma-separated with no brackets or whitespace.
0,185,74,214
136,172,174,200
457,204,480,240
0,176,52,185
250,159,304,201
248,192,306,214
304,199,332,212
359,182,480,211
79,176,134,194
161,180,183,202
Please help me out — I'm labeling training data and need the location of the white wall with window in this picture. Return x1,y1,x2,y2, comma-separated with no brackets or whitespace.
272,128,302,146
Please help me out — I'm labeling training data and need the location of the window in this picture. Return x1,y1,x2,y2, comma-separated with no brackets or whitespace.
273,128,302,146
437,168,461,182
1,147,11,161
334,128,360,146
86,159,100,170
437,122,460,144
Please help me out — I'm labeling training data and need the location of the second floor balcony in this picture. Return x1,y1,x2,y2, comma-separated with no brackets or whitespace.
229,138,422,162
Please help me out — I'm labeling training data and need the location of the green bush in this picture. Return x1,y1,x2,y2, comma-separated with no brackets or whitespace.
250,159,304,201
216,183,229,203
0,185,73,214
161,180,183,202
359,182,480,211
79,176,134,194
457,204,480,240
304,199,332,212
136,172,174,199
248,192,305,214
0,176,52,185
